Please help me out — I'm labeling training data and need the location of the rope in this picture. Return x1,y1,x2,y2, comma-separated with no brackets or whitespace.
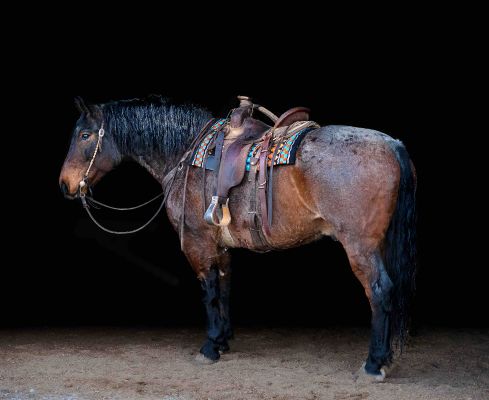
85,192,163,211
83,192,167,235
80,167,177,235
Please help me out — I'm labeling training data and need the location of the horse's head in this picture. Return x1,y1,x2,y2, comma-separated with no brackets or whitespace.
59,97,121,199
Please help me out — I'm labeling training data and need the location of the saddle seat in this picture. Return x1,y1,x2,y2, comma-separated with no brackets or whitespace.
203,96,312,237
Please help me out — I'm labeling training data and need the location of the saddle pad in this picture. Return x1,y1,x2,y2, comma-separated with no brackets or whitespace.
245,126,316,171
190,119,227,167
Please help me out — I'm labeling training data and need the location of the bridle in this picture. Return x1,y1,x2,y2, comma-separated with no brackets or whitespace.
77,122,173,235
76,119,213,235
79,123,105,193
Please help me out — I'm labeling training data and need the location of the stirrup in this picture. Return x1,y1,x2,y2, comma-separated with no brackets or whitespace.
204,196,231,226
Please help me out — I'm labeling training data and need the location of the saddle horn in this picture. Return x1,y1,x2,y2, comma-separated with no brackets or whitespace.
237,95,279,123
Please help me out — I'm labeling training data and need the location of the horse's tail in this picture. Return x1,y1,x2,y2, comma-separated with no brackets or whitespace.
384,140,417,351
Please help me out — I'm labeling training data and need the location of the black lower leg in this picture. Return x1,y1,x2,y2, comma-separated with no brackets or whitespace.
365,308,392,374
365,270,394,374
200,266,226,360
219,269,233,347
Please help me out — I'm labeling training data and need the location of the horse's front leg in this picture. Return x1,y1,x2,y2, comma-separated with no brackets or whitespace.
184,242,231,362
199,263,228,361
218,251,233,349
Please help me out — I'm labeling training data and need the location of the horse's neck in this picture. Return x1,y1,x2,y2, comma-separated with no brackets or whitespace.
131,155,172,183
126,128,206,185
127,146,192,184
106,102,212,186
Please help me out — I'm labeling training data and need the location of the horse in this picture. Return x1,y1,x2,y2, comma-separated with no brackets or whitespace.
59,96,416,380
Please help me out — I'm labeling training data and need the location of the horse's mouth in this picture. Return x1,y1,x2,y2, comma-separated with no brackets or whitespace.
63,193,78,200
63,181,90,200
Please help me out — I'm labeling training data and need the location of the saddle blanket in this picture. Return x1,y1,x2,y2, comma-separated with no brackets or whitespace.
190,119,227,168
190,119,317,170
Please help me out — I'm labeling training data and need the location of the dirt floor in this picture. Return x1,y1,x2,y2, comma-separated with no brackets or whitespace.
0,327,487,400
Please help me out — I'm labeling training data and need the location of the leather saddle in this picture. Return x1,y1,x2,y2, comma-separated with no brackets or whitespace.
203,96,310,238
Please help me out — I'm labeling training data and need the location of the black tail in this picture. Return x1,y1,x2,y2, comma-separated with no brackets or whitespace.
384,141,417,351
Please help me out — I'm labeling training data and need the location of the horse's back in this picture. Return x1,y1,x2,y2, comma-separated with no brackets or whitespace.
300,125,405,157
297,124,406,180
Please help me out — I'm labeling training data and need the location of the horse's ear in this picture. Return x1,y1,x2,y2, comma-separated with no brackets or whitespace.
74,96,89,114
88,104,103,120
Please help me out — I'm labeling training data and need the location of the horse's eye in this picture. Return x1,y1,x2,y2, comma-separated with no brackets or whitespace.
81,133,91,140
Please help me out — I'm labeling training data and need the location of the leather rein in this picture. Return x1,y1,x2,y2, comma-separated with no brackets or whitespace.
77,121,211,235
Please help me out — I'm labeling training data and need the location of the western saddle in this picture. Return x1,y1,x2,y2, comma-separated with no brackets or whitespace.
199,96,314,242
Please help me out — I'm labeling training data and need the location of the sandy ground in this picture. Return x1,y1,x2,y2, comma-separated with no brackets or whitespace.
0,327,487,400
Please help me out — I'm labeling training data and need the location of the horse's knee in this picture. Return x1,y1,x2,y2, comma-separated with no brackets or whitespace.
201,267,220,304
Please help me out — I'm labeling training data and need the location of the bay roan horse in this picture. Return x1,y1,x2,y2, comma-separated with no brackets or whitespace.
59,97,416,380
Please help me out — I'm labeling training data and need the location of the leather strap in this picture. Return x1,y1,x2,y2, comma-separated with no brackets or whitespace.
180,117,219,226
258,131,273,237
202,162,207,215
204,130,224,171
179,164,190,250
267,138,281,227
248,163,271,250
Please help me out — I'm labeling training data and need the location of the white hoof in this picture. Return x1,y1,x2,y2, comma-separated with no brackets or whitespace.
353,362,386,383
194,353,218,364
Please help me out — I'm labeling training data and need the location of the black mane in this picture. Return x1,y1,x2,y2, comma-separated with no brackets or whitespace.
102,96,212,159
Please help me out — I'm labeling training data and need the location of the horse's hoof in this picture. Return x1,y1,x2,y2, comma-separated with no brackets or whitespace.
353,362,386,383
219,343,230,354
194,353,218,364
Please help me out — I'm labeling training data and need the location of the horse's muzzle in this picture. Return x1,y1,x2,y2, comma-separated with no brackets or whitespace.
60,181,78,200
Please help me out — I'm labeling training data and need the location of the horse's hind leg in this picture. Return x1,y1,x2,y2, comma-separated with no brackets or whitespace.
344,245,394,378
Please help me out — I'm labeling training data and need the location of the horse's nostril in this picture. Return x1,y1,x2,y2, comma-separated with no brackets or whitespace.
60,182,68,196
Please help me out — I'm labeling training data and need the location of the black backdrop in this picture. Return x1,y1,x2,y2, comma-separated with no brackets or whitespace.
3,38,485,330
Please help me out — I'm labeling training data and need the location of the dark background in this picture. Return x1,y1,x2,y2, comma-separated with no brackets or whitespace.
3,29,484,330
